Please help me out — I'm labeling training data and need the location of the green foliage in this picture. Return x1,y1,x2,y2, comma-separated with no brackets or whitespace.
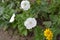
34,26,44,40
43,21,52,27
0,0,60,40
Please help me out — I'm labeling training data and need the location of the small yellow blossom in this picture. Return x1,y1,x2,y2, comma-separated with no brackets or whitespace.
44,28,53,40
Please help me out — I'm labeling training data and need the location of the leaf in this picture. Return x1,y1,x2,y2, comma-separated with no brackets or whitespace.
34,26,44,40
49,15,58,24
22,30,27,36
0,7,4,16
43,21,52,27
51,27,60,40
18,25,28,36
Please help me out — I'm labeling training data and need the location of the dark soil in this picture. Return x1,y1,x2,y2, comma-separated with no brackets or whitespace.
0,28,33,40
56,34,60,40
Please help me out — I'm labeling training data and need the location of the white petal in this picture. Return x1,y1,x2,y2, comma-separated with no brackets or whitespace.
32,18,37,27
12,13,15,17
21,0,30,10
9,18,14,23
24,18,37,29
24,21,32,29
9,14,15,23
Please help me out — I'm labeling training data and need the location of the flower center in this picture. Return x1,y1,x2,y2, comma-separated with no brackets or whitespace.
47,31,50,35
24,3,26,6
30,22,32,24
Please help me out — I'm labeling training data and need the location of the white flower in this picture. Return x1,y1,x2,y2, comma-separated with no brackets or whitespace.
9,14,15,23
24,18,37,29
21,0,30,10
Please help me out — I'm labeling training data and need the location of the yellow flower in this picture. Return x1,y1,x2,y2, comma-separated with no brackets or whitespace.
46,35,53,40
44,28,53,40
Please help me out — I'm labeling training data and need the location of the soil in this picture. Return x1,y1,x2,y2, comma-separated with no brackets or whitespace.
0,28,33,40
56,34,60,40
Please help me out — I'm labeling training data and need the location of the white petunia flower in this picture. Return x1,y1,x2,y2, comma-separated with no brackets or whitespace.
21,0,30,10
24,18,37,29
9,14,15,23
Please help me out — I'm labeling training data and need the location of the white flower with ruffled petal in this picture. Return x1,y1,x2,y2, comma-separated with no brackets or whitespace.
21,0,30,10
9,14,15,23
24,18,37,29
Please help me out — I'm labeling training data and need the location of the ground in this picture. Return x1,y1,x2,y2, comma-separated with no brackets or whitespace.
0,28,33,40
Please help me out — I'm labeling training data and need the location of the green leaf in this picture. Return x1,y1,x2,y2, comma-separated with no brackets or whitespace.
34,26,44,40
22,30,27,36
43,21,52,28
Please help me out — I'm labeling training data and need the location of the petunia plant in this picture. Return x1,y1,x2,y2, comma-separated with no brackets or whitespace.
0,0,60,40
